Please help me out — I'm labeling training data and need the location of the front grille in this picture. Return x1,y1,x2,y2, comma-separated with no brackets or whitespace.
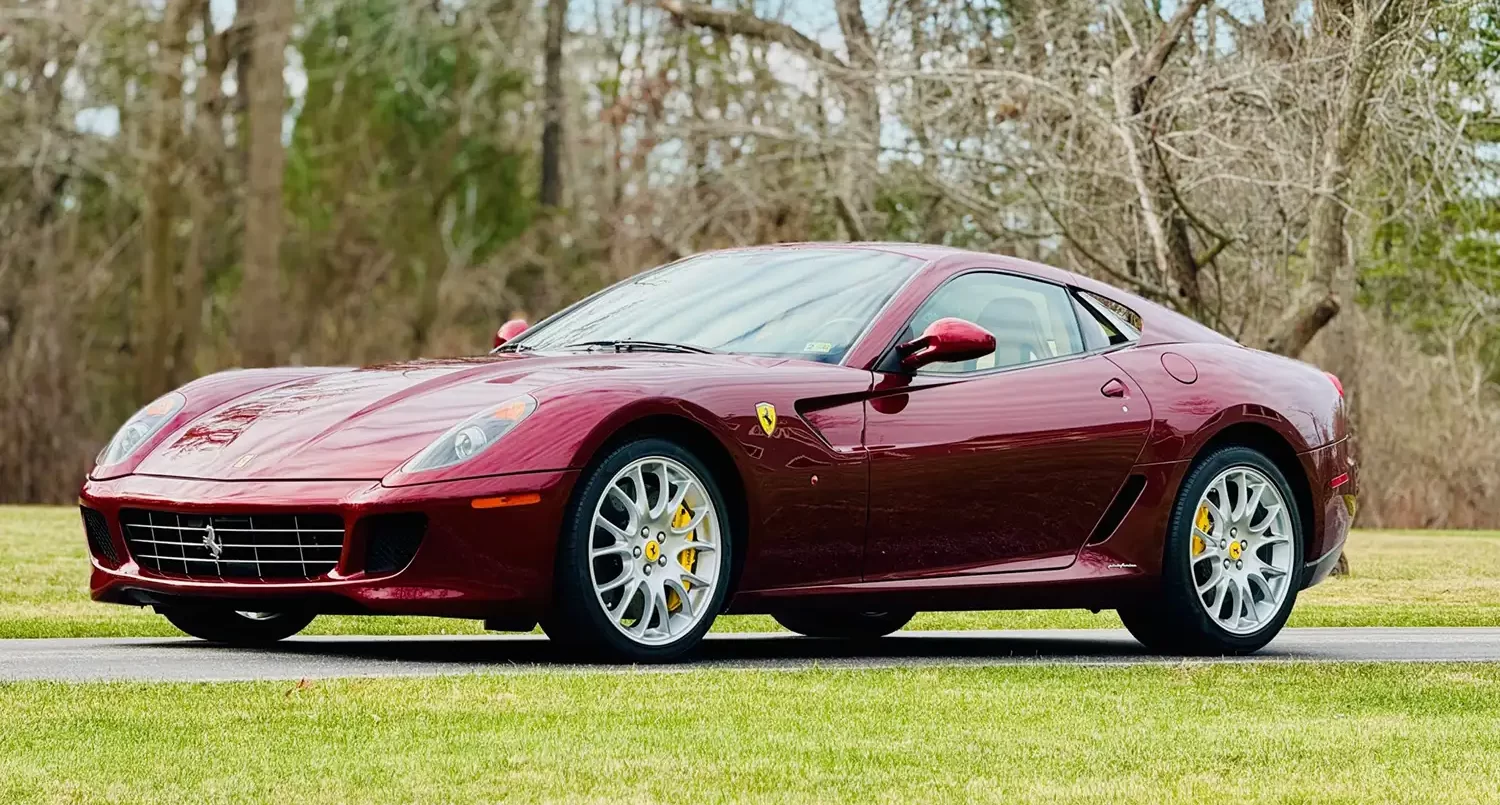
119,509,345,580
80,507,120,567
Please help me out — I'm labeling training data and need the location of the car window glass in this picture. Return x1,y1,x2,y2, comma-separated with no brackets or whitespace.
514,249,923,364
901,272,1085,374
1077,291,1141,344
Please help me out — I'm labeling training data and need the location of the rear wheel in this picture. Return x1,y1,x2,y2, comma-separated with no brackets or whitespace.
159,608,315,645
543,437,733,662
772,609,914,640
1120,446,1303,655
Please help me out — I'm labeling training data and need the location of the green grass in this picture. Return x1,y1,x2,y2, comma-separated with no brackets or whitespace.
7,507,1500,803
4,663,1500,803
6,505,1500,638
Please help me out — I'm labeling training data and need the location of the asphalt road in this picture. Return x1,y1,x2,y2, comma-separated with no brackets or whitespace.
3,627,1500,682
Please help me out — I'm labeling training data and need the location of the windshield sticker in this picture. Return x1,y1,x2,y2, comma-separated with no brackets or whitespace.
802,341,833,354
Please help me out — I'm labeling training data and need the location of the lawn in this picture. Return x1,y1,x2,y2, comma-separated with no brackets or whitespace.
4,505,1500,638
6,506,1500,804
3,663,1500,803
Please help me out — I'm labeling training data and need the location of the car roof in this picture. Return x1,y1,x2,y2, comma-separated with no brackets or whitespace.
699,242,1236,348
704,242,1077,282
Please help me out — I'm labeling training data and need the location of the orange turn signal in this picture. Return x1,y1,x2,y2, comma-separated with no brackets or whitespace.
471,493,541,509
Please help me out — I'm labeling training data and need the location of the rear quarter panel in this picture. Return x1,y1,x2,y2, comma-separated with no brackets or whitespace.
1105,343,1344,463
1105,342,1353,572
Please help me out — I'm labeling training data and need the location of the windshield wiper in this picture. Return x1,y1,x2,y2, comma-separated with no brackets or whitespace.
494,342,532,353
562,339,715,354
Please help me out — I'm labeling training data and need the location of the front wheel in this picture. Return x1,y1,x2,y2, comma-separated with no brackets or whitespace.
772,609,915,640
1120,446,1303,655
159,608,315,645
542,438,733,662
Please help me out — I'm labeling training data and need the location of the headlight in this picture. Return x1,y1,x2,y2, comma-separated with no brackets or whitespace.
403,395,536,472
98,392,185,465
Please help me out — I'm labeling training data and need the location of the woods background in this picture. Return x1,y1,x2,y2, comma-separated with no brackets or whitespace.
2,0,1497,526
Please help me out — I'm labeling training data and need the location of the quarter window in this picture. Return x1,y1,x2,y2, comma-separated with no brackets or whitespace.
1076,291,1141,346
900,272,1086,374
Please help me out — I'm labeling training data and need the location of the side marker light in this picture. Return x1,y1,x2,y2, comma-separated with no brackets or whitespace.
472,493,542,509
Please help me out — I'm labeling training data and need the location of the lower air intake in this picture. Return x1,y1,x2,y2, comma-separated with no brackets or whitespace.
80,507,120,567
361,513,427,575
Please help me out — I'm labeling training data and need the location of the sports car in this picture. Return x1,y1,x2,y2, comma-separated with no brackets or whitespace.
80,243,1357,661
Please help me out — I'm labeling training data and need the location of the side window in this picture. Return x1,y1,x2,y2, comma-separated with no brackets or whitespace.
1075,291,1142,347
900,272,1086,374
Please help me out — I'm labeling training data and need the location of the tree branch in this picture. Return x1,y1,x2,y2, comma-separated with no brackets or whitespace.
1262,0,1400,357
655,0,844,68
1133,0,1211,107
833,192,868,241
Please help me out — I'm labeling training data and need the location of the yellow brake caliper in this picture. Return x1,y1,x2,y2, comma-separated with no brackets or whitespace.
1192,504,1212,556
666,502,697,612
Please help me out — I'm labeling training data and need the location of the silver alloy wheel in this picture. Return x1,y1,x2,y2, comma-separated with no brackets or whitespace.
1189,466,1295,635
588,456,721,646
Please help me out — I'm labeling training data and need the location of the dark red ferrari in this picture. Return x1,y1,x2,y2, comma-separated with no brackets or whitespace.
80,244,1356,661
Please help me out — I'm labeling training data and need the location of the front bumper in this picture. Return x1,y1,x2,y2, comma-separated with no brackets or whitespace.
80,470,579,619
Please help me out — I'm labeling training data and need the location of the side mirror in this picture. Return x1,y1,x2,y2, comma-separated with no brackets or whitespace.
896,317,995,372
493,318,529,349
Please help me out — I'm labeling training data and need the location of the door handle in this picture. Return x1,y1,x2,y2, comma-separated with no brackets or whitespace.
1101,378,1127,398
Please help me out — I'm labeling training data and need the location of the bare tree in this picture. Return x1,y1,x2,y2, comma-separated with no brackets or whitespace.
239,0,292,367
541,0,569,209
1264,0,1406,358
137,0,194,397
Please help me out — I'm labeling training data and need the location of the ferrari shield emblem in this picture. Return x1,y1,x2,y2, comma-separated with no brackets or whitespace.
755,402,777,435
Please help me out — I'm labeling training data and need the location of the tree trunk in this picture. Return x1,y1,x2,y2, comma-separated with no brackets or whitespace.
1262,1,1394,358
833,0,878,236
137,0,195,399
173,0,234,387
238,0,292,367
540,0,569,209
1111,0,1210,315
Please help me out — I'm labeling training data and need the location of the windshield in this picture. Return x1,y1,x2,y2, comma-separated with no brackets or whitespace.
511,248,924,363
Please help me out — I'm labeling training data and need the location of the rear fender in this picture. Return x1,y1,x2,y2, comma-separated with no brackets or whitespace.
1105,344,1342,464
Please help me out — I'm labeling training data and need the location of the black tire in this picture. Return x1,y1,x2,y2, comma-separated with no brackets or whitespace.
1119,445,1304,655
159,608,315,645
541,437,734,663
772,609,915,640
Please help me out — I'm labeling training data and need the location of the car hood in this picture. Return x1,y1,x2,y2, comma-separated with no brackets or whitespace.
133,352,786,481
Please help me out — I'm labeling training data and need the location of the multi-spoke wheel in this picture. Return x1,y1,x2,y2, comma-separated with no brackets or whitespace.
544,437,732,661
1187,466,1296,634
1119,445,1303,655
159,608,315,645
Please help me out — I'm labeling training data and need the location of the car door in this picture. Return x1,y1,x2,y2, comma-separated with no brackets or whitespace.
861,270,1151,581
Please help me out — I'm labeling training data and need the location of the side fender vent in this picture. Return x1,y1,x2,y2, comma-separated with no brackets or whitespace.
1087,474,1146,545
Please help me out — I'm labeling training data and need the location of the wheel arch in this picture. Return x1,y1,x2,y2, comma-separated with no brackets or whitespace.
575,413,751,603
1194,422,1316,564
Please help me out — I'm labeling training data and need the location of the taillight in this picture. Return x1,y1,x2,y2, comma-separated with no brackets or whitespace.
1325,372,1344,398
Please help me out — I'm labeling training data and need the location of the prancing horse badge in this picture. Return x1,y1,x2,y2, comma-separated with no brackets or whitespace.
755,402,777,436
